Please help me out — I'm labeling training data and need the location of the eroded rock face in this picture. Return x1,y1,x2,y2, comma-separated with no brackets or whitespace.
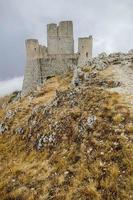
71,51,133,88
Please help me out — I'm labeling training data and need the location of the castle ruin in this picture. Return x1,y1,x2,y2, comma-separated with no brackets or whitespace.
22,21,93,95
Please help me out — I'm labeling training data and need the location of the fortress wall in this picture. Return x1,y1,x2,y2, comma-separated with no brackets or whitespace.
47,23,58,54
40,54,78,78
58,21,74,54
78,36,93,66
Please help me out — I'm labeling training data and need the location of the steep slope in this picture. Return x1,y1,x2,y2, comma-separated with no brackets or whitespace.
0,53,133,200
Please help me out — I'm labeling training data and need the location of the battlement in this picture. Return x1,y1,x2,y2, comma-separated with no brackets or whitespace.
22,21,93,96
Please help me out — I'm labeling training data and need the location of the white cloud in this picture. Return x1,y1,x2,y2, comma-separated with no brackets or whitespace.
0,77,23,97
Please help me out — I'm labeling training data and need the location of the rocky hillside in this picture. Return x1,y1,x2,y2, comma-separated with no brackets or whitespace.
0,52,133,200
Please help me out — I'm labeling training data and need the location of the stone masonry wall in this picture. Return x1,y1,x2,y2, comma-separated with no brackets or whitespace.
40,54,78,79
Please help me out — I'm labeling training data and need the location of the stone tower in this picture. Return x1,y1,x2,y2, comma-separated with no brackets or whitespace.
78,36,93,66
47,21,74,55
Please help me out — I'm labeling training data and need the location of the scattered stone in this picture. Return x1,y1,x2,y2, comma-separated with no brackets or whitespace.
0,123,8,134
5,110,15,119
28,96,33,103
99,161,104,167
12,179,16,183
8,91,21,103
37,135,44,150
87,148,93,154
2,103,7,109
87,115,97,128
98,52,107,59
36,133,56,150
16,127,24,135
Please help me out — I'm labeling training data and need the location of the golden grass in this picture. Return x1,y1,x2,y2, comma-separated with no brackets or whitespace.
0,75,133,200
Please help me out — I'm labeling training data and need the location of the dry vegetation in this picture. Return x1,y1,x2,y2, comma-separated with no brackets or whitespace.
0,74,133,200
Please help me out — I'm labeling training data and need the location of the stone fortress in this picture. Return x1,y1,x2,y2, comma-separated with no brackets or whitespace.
22,21,93,95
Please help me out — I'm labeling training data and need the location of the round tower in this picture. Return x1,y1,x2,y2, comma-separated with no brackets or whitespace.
25,39,40,59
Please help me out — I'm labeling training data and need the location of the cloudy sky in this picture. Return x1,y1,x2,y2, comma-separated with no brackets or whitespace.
0,0,133,96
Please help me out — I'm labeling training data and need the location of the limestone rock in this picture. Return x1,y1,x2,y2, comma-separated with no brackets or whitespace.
87,115,97,128
8,91,21,103
37,133,56,150
5,110,15,120
0,123,8,134
98,52,107,59
16,127,24,135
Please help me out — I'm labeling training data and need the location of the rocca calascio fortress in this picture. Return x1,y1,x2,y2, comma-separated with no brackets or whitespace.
22,21,93,95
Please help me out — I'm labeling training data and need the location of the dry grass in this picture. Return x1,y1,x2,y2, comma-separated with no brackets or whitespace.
0,75,133,200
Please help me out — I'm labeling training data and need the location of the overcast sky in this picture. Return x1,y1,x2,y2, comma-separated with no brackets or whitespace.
0,0,133,95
